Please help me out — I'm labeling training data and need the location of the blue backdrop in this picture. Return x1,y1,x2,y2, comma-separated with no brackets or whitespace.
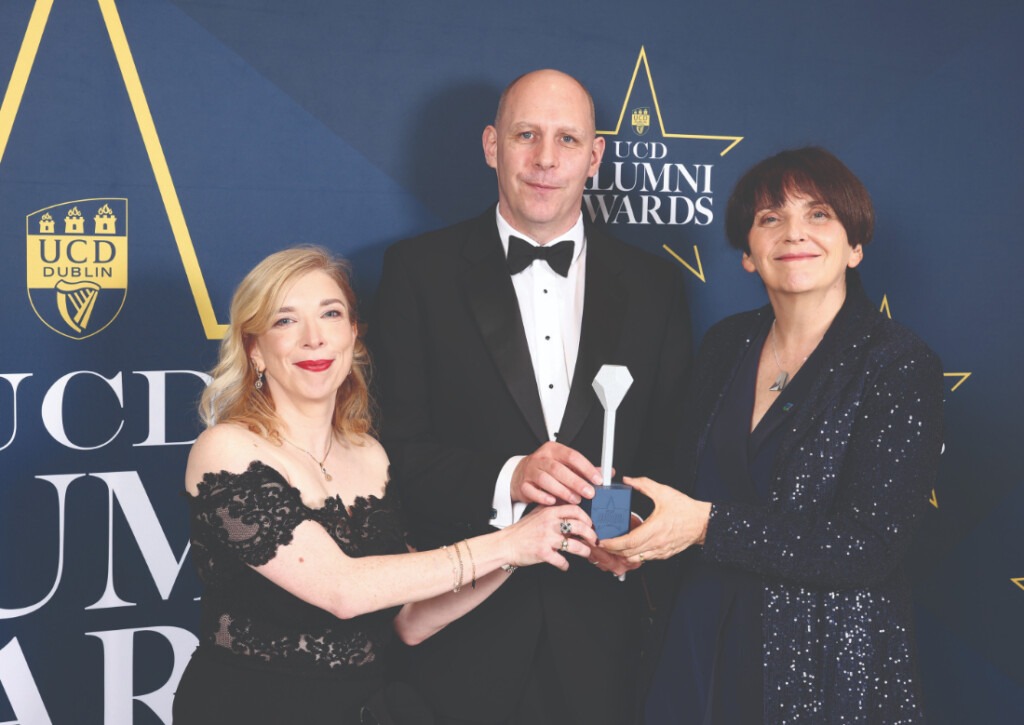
1,1,1021,722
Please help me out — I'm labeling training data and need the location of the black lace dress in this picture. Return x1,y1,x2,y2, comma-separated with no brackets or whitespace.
173,460,429,724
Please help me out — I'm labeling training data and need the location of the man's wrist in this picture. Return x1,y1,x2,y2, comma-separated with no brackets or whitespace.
490,456,526,528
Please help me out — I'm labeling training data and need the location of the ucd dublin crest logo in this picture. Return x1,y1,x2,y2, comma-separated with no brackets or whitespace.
631,107,650,136
26,199,128,339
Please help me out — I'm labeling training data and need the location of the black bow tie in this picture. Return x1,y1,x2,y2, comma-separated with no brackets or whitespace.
506,236,574,277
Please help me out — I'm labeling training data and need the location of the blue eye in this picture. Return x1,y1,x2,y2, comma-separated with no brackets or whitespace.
520,131,534,140
272,317,294,327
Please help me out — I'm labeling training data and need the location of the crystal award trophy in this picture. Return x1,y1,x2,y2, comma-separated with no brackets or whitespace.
581,365,633,539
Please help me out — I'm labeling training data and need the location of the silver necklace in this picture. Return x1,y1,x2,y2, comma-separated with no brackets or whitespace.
769,321,822,392
768,321,790,392
282,434,334,481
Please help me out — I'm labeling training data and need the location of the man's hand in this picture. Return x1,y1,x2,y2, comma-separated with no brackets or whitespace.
510,441,602,506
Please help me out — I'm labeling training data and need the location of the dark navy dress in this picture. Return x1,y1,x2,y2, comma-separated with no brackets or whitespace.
645,321,826,725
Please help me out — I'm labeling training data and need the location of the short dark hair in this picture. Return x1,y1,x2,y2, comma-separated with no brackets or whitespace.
724,147,874,253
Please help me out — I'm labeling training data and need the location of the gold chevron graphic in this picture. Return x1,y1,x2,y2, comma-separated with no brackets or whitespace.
662,243,705,283
944,372,971,392
878,294,969,512
0,1,50,167
0,0,228,339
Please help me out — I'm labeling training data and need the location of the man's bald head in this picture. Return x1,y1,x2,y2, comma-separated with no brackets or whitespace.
494,69,596,135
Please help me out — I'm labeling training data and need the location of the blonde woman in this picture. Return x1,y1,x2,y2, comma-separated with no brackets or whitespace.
173,247,595,724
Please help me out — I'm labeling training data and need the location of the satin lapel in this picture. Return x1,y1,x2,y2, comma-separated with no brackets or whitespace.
689,311,767,481
557,229,627,445
460,218,548,445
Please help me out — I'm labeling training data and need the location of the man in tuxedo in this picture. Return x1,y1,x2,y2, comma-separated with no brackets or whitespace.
372,69,690,725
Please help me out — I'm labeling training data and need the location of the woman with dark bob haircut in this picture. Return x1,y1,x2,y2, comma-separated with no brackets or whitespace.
602,147,944,723
173,247,599,724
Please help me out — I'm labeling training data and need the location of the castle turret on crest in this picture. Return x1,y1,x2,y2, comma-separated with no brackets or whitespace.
39,212,54,234
64,206,84,234
94,203,117,234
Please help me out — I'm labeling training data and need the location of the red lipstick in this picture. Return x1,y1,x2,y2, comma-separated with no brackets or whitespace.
295,359,332,372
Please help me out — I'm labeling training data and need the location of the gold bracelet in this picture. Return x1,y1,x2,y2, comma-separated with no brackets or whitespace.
451,541,465,593
461,539,477,589
441,545,459,593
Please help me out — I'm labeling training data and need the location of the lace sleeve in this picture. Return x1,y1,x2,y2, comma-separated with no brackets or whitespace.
190,461,309,567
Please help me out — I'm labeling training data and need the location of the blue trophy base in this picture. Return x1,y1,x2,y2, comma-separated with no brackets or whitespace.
581,482,632,539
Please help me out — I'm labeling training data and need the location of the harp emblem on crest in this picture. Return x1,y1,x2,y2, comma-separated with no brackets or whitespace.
55,279,102,333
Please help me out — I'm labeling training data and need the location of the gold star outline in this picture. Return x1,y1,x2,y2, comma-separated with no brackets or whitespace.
596,46,743,156
879,295,970,393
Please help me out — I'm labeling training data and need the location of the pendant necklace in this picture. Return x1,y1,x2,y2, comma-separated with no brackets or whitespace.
769,321,821,392
282,433,334,481
768,321,790,392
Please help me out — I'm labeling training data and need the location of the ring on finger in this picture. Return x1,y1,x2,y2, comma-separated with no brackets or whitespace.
560,537,569,552
559,519,573,535
638,552,646,564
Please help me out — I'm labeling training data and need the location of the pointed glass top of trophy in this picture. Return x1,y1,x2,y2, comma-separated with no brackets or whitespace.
592,365,634,412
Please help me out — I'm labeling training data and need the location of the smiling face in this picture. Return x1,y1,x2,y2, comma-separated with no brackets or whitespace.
248,269,357,409
742,192,863,299
483,70,605,243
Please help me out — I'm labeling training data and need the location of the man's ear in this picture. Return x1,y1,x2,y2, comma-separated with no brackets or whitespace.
482,125,498,169
588,135,606,176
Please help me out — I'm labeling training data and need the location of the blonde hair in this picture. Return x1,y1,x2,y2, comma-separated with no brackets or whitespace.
199,246,373,442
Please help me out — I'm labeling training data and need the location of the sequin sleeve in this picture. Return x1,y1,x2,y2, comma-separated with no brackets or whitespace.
189,462,310,568
702,342,944,589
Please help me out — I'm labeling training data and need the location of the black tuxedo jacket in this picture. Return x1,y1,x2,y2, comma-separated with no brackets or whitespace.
371,208,690,723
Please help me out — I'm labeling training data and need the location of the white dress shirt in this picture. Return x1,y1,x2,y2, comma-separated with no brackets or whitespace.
490,207,586,528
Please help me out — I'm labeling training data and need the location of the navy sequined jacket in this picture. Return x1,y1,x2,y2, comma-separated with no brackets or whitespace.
654,271,944,723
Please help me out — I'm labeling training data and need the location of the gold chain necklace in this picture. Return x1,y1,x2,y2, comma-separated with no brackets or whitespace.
281,434,334,481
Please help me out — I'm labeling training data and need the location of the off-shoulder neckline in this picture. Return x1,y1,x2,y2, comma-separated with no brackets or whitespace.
188,459,390,517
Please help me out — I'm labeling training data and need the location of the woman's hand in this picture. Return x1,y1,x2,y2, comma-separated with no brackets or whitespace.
599,476,711,563
587,513,644,576
504,505,596,571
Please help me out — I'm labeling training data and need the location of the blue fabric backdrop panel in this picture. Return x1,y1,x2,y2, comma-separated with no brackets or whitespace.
0,1,1020,723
